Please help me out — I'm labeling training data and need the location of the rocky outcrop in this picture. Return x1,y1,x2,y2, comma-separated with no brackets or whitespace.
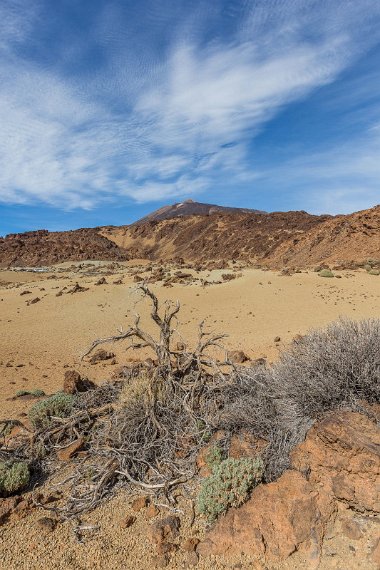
0,227,129,267
291,411,380,513
198,411,380,566
63,370,96,394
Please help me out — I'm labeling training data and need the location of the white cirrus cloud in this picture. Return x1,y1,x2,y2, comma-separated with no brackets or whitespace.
0,0,380,210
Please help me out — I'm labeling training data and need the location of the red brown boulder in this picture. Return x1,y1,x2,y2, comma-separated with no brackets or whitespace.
198,411,380,566
63,370,95,394
198,470,335,563
291,411,380,513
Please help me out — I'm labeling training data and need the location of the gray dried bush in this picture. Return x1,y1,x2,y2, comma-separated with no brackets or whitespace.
221,318,380,480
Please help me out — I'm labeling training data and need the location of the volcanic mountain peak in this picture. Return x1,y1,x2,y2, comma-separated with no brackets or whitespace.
132,199,265,225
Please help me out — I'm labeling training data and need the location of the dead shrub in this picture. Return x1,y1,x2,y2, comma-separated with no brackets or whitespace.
221,318,380,480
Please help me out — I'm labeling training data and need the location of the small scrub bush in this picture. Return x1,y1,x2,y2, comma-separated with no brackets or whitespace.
204,444,224,470
15,388,46,398
31,389,46,397
28,392,74,429
369,269,380,276
0,461,30,495
15,390,30,397
318,269,334,278
197,457,263,522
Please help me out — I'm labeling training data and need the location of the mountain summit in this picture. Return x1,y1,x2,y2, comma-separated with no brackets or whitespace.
132,199,265,225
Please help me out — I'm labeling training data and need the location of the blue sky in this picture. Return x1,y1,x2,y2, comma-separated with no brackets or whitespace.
1,0,380,235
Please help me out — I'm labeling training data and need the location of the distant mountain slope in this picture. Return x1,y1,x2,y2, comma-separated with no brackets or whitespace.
1,204,379,269
102,210,330,264
266,205,380,268
132,199,265,224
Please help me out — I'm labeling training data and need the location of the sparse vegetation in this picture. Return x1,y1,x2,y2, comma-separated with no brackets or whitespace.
2,285,379,522
28,392,74,429
197,457,264,521
222,318,380,479
0,461,30,495
204,444,224,470
31,389,46,397
15,388,45,398
318,269,334,278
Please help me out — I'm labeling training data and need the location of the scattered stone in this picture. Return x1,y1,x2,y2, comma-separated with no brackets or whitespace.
13,497,34,518
131,496,150,512
0,497,19,526
68,282,89,294
95,277,107,285
122,515,136,528
36,517,57,533
26,297,40,305
146,504,160,518
227,350,249,364
57,437,84,461
89,349,115,365
63,370,95,394
20,290,32,296
274,336,281,342
293,334,304,344
150,515,181,544
182,537,200,552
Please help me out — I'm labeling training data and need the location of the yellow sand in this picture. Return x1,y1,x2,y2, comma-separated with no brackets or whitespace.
1,265,379,420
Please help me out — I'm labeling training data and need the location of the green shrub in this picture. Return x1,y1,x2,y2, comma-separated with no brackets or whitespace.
31,389,46,397
15,390,30,397
318,269,334,278
369,269,379,276
197,457,263,522
204,445,224,470
0,461,30,494
15,388,46,398
28,392,74,429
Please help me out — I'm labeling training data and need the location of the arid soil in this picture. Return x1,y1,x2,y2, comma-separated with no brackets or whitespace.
1,204,379,268
1,263,379,420
1,261,379,569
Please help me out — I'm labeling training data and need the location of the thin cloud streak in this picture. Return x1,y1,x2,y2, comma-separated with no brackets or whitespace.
0,1,380,210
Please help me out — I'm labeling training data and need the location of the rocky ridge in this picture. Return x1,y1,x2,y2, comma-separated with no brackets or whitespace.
1,204,379,269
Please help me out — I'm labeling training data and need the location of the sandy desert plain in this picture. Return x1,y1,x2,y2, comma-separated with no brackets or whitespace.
0,259,379,569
